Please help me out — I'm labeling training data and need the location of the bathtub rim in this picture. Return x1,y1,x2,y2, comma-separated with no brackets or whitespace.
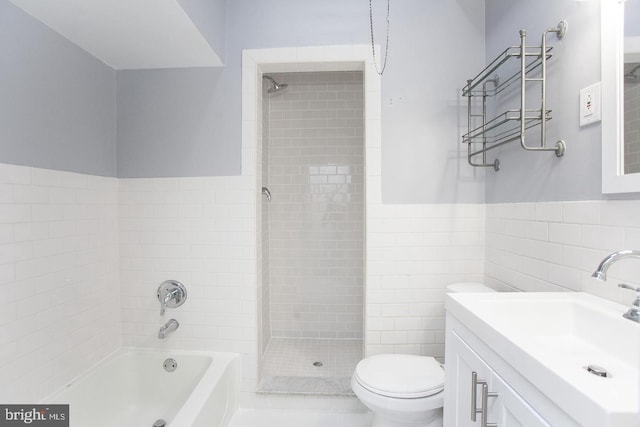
41,346,241,426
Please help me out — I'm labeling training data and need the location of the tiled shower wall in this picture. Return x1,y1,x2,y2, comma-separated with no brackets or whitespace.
0,163,119,402
265,71,364,339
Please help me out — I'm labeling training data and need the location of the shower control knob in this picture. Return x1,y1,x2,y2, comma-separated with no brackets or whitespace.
157,280,187,316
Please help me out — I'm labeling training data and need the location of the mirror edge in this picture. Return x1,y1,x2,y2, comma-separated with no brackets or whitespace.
602,0,640,193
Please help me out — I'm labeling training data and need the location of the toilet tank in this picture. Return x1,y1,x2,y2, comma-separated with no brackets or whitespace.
446,282,495,293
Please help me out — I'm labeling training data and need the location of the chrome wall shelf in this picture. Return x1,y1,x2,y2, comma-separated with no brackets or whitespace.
463,21,567,171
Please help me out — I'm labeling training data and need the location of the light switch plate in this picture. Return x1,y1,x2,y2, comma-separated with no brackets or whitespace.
579,82,601,126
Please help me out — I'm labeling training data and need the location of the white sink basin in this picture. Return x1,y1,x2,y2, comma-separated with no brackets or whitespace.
446,292,640,426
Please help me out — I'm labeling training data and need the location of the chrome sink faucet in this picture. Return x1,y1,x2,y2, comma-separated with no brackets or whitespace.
592,250,640,323
591,250,640,280
158,319,179,339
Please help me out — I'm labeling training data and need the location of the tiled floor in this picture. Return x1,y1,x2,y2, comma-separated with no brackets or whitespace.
228,409,372,427
259,338,363,394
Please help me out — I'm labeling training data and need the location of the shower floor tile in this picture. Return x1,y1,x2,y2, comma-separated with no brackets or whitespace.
259,338,363,395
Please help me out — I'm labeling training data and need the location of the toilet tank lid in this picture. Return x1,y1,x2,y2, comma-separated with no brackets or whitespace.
446,282,495,293
354,354,444,398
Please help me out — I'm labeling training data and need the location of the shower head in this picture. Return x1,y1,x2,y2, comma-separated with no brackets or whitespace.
268,82,288,93
263,75,288,93
626,72,640,84
625,64,640,84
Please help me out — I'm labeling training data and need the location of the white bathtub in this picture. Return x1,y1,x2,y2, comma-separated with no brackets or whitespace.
47,348,240,427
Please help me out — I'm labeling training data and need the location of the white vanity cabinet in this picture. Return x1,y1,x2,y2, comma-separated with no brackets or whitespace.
444,292,639,427
444,327,550,427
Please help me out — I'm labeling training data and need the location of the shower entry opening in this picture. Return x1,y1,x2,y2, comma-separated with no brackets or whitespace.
258,70,365,395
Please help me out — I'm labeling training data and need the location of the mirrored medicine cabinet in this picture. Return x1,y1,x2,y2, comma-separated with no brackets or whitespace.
602,0,640,193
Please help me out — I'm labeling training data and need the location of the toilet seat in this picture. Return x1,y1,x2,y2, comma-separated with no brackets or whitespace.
353,354,444,399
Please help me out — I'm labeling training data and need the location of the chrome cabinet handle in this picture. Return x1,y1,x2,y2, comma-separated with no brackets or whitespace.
471,371,498,426
471,372,479,421
481,383,498,427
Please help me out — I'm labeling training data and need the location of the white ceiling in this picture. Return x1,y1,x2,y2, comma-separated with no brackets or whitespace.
8,0,222,70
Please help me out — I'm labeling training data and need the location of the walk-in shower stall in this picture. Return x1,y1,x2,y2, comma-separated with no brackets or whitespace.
258,71,365,394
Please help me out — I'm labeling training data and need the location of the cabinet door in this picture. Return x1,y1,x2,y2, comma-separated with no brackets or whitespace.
444,329,496,427
445,329,551,427
489,373,550,427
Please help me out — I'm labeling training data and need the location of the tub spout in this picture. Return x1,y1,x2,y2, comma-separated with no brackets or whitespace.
158,319,179,339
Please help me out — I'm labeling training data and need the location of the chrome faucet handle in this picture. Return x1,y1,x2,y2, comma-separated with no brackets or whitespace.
618,284,640,323
618,283,640,293
157,280,187,316
160,290,175,316
262,187,271,201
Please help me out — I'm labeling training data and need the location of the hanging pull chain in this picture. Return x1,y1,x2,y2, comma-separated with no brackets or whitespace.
369,0,390,76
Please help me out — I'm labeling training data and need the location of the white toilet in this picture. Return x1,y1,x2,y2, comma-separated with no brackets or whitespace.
351,282,495,427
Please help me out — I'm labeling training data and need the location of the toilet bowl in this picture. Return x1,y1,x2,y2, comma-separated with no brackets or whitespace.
351,354,444,427
352,282,495,427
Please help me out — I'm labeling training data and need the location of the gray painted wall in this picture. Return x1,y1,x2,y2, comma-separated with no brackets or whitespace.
2,0,626,203
626,0,640,37
484,0,603,202
116,68,230,177
116,0,487,204
116,0,373,179
0,0,117,177
380,0,486,203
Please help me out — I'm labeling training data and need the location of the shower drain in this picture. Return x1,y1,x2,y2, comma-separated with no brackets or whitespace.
313,361,323,367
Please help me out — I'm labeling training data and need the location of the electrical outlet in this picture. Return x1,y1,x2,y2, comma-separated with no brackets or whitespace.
579,82,601,126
